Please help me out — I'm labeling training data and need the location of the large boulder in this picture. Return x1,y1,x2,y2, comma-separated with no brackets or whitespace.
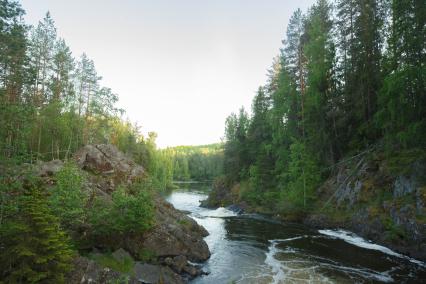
35,159,64,177
140,196,210,262
133,263,183,284
67,257,123,284
74,144,145,186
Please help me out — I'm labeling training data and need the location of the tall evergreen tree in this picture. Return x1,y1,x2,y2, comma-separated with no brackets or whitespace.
0,179,74,283
376,0,426,148
283,9,307,137
336,0,388,147
29,11,56,105
304,0,338,164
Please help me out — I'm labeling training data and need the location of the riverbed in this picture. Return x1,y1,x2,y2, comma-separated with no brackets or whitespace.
166,183,426,283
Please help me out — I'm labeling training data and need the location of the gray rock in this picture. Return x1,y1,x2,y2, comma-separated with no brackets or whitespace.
133,263,183,284
394,175,417,198
112,248,133,263
74,144,144,184
182,265,198,277
67,257,123,284
140,196,210,262
36,159,64,176
172,255,187,273
164,257,173,266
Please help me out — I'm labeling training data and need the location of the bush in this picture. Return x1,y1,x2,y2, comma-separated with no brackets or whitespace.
49,162,88,230
89,181,155,235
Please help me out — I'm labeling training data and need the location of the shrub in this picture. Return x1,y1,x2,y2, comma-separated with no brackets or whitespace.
49,162,88,230
89,181,155,235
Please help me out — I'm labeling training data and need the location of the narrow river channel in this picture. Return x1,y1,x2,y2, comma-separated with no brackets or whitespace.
165,182,426,283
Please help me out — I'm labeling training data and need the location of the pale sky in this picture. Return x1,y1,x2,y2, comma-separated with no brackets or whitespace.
20,0,315,148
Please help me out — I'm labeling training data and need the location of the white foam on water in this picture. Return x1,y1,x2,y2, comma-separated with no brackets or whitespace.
264,236,321,283
263,236,398,283
201,207,238,218
318,229,426,268
264,239,287,284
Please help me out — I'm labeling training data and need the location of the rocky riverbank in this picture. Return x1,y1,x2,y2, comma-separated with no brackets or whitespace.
36,144,210,283
202,151,426,261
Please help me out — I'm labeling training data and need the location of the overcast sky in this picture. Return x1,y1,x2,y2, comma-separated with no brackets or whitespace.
20,0,316,148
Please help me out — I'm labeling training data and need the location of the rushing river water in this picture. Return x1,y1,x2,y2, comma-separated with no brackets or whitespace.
165,183,426,284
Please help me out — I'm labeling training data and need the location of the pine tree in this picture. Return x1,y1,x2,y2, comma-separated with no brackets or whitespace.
29,11,57,105
283,9,307,138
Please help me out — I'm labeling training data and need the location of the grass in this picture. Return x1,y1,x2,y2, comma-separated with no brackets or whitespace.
137,248,156,263
89,253,135,274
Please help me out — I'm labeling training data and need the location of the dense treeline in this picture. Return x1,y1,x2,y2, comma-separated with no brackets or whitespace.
0,2,174,187
167,144,224,181
0,1,168,281
223,0,425,212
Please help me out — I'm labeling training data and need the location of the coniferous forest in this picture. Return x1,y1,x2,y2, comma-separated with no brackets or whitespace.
1,0,426,282
220,0,425,213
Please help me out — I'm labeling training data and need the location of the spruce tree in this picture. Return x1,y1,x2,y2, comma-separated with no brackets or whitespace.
0,179,74,283
304,0,338,165
376,0,426,149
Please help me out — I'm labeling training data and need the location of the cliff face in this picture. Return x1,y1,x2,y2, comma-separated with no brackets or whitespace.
37,144,210,283
306,153,426,260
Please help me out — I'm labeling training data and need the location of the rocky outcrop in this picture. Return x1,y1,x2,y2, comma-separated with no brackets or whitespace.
67,257,122,284
36,144,210,283
307,153,426,260
141,196,209,262
133,263,183,284
74,144,145,192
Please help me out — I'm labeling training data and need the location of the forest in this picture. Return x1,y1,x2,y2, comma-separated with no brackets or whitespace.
221,0,425,213
0,0,425,282
0,1,220,281
168,144,223,181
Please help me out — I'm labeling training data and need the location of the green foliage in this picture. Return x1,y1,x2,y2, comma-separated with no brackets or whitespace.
283,140,321,210
137,248,157,263
89,181,155,235
0,176,74,283
385,149,426,175
89,253,134,274
383,217,406,242
167,143,224,181
376,0,425,150
49,162,87,229
220,0,424,214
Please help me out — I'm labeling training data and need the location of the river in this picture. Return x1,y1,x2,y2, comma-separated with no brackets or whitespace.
165,182,426,283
